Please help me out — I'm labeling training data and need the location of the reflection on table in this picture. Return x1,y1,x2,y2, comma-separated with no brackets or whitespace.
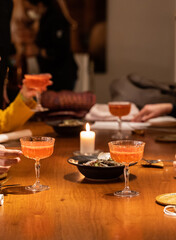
0,121,176,240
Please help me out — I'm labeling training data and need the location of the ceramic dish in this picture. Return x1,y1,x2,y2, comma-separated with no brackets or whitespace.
67,155,136,180
47,119,85,137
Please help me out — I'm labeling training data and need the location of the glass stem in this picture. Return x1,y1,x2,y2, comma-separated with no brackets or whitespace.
123,164,130,192
35,160,41,185
117,117,122,138
36,91,41,106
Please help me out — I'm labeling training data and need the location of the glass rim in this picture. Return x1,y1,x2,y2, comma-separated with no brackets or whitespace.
20,136,55,143
108,101,131,105
108,140,145,146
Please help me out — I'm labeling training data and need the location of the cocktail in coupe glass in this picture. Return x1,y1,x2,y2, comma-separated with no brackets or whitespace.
108,102,131,139
24,73,52,112
108,140,145,197
20,136,55,192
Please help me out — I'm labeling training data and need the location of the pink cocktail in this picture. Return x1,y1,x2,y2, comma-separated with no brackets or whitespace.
24,73,52,91
109,102,131,117
24,73,52,111
108,102,131,139
20,136,55,192
108,140,145,197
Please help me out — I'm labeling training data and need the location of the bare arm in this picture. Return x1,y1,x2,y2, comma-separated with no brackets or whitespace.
131,103,173,122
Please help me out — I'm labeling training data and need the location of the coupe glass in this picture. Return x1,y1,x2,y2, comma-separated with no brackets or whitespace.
24,74,52,112
20,136,55,192
108,101,131,139
108,140,145,197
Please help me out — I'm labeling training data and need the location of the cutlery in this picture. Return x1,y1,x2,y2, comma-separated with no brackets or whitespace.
0,177,20,189
0,177,12,187
0,184,20,188
142,158,174,164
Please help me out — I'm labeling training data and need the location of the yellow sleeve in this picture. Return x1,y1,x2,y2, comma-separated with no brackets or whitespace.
0,94,36,133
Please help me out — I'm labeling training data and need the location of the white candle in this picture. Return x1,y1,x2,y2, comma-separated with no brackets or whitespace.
80,123,95,154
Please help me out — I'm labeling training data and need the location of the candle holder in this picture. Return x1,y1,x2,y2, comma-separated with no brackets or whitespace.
73,149,101,156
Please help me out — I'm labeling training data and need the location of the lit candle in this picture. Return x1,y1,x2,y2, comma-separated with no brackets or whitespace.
80,123,95,154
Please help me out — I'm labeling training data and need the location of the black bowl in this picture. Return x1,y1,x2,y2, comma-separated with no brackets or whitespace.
47,119,85,137
67,155,126,180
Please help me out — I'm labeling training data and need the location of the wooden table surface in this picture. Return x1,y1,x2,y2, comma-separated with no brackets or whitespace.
1,122,176,240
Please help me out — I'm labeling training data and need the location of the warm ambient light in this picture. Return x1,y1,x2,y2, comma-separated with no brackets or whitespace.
80,123,95,154
85,123,90,131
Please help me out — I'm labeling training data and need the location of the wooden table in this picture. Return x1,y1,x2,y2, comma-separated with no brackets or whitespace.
1,122,176,240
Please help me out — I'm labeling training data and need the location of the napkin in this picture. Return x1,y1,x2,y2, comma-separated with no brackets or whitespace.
91,121,150,130
85,103,139,121
0,129,32,143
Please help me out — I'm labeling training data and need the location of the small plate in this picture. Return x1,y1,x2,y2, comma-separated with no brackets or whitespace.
46,119,85,137
156,193,176,206
67,155,136,180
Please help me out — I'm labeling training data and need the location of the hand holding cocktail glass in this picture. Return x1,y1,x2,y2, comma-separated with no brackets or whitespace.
20,136,55,192
108,140,145,197
23,73,52,112
108,102,131,139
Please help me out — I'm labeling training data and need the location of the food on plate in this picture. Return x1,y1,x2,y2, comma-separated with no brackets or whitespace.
83,159,122,167
83,152,123,167
58,119,84,127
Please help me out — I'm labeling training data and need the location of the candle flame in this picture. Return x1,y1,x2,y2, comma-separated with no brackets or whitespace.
86,123,90,131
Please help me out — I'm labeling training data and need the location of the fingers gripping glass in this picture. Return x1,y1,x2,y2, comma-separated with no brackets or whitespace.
24,74,52,112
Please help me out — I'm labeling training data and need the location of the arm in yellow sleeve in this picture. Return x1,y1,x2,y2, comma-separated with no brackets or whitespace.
0,93,36,133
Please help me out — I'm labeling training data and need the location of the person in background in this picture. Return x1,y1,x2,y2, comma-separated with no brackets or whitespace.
0,0,13,108
12,0,78,92
0,1,24,175
0,0,53,176
0,78,53,175
132,103,176,122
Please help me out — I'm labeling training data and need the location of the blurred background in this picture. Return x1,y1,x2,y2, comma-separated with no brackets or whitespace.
4,0,176,104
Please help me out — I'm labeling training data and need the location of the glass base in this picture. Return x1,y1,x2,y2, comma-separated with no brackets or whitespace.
25,184,50,192
32,104,48,112
111,133,123,139
114,190,139,197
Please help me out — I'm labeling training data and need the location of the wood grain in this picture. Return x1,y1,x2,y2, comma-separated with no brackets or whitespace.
0,123,176,240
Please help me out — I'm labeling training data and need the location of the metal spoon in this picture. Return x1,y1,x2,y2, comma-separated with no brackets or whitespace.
0,177,12,186
142,158,174,164
0,177,20,188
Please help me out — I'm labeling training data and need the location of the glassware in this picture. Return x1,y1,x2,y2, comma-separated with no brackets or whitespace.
108,101,131,139
24,73,52,112
20,136,55,192
108,140,145,197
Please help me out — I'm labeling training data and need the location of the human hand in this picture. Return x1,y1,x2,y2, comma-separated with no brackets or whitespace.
20,84,38,102
131,103,173,122
21,78,53,100
0,145,22,174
